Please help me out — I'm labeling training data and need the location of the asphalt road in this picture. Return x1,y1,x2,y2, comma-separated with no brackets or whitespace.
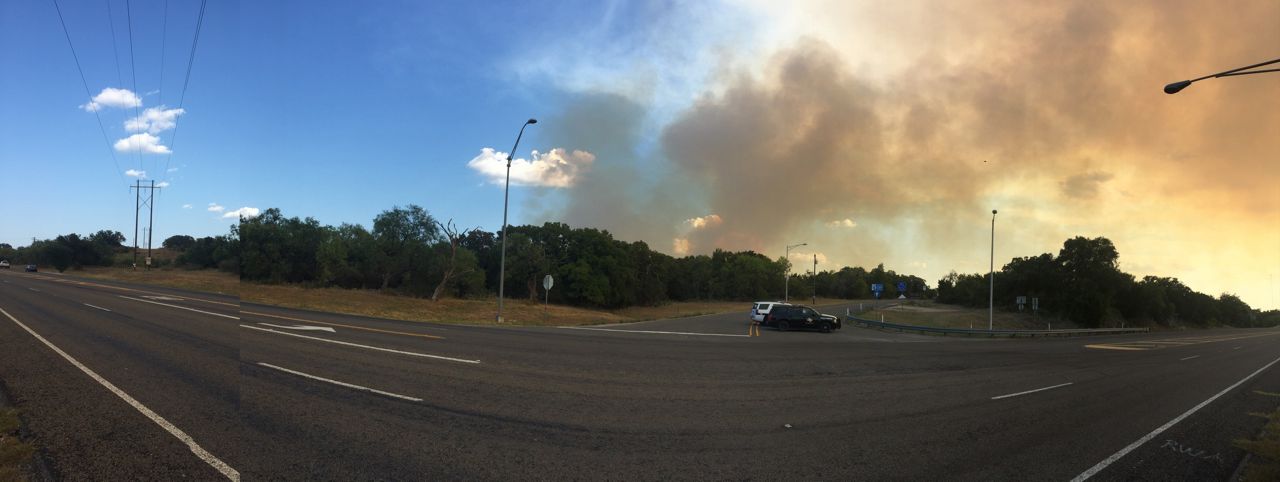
1,269,1277,481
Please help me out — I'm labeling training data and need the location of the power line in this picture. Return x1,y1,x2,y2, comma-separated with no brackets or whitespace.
50,0,128,187
162,0,208,181
104,0,124,87
126,0,142,175
158,0,168,106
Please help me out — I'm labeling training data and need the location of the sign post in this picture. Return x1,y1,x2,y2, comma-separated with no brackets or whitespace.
542,275,554,311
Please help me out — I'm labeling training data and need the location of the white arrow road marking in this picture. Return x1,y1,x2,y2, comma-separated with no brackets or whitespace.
0,307,239,481
258,323,335,333
256,362,422,402
118,295,240,320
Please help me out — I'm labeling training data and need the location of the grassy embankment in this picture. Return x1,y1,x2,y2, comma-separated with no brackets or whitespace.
1235,392,1280,482
0,408,35,481
861,300,1078,330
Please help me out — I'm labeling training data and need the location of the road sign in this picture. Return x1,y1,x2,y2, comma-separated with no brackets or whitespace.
145,257,152,266
1017,295,1027,311
1032,297,1039,312
896,281,907,293
543,275,554,291
871,283,884,292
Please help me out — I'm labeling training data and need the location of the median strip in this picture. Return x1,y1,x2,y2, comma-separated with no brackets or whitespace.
240,325,479,364
256,362,423,402
991,382,1074,400
559,326,750,337
0,307,239,481
1071,354,1280,481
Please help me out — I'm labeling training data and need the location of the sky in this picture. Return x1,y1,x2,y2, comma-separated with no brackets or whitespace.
1,0,1277,310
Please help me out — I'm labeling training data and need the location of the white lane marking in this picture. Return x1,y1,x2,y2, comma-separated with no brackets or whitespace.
1234,346,1242,350
559,326,750,337
256,362,423,402
240,325,480,364
141,295,186,301
118,295,240,320
0,307,239,481
83,303,112,312
28,288,40,292
1071,354,1280,481
1180,355,1201,361
258,323,335,333
991,382,1074,400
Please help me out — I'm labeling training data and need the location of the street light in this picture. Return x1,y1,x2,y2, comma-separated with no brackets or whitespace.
989,209,997,331
497,118,537,323
784,242,807,302
1164,57,1280,94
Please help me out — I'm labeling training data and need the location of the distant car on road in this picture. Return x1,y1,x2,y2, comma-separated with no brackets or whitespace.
764,304,841,333
750,301,789,322
0,260,9,269
24,264,37,272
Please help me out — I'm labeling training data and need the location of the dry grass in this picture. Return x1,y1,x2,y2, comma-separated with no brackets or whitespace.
1236,396,1280,482
64,266,239,296
862,300,1073,330
0,408,34,482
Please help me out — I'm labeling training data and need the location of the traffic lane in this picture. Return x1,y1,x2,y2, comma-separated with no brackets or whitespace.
0,297,233,479
0,285,245,479
585,299,884,335
0,270,241,352
0,268,238,304
0,269,240,318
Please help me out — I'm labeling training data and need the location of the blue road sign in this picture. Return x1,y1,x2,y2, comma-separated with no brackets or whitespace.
871,283,884,292
896,281,907,293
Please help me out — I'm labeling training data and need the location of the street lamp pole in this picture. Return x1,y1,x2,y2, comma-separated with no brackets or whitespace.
989,209,997,331
1164,57,1280,94
784,242,806,302
497,118,537,323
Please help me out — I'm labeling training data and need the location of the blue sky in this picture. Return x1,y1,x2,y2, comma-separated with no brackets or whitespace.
2,1,1277,309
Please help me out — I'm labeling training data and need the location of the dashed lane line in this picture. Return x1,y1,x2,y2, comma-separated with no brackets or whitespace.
1070,354,1280,481
118,295,240,320
256,362,423,402
0,307,239,481
240,325,480,364
83,303,112,312
1180,355,1201,361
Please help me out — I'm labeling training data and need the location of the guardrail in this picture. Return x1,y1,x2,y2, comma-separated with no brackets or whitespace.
846,316,1149,338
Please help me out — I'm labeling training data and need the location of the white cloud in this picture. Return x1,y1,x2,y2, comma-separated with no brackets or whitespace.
182,204,192,209
113,133,171,154
207,203,225,213
124,169,147,178
467,147,595,188
155,181,170,188
124,106,185,134
79,87,142,112
167,167,179,172
222,207,261,219
788,251,829,265
673,238,691,256
685,214,723,229
825,218,857,228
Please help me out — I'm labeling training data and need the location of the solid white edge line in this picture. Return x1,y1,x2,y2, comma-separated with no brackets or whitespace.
1180,355,1201,361
118,295,240,320
240,324,480,364
83,303,112,312
559,326,750,337
991,382,1074,400
0,307,239,481
256,362,423,402
1071,354,1280,481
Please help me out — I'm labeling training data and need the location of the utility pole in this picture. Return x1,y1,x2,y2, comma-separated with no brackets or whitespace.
784,242,806,302
812,254,817,305
131,180,161,271
989,209,997,331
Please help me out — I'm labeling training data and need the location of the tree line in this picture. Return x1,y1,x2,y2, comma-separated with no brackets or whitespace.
234,206,930,308
0,230,238,273
938,236,1279,328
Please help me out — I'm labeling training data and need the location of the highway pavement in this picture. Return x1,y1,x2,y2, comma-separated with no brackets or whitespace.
1,269,1277,480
